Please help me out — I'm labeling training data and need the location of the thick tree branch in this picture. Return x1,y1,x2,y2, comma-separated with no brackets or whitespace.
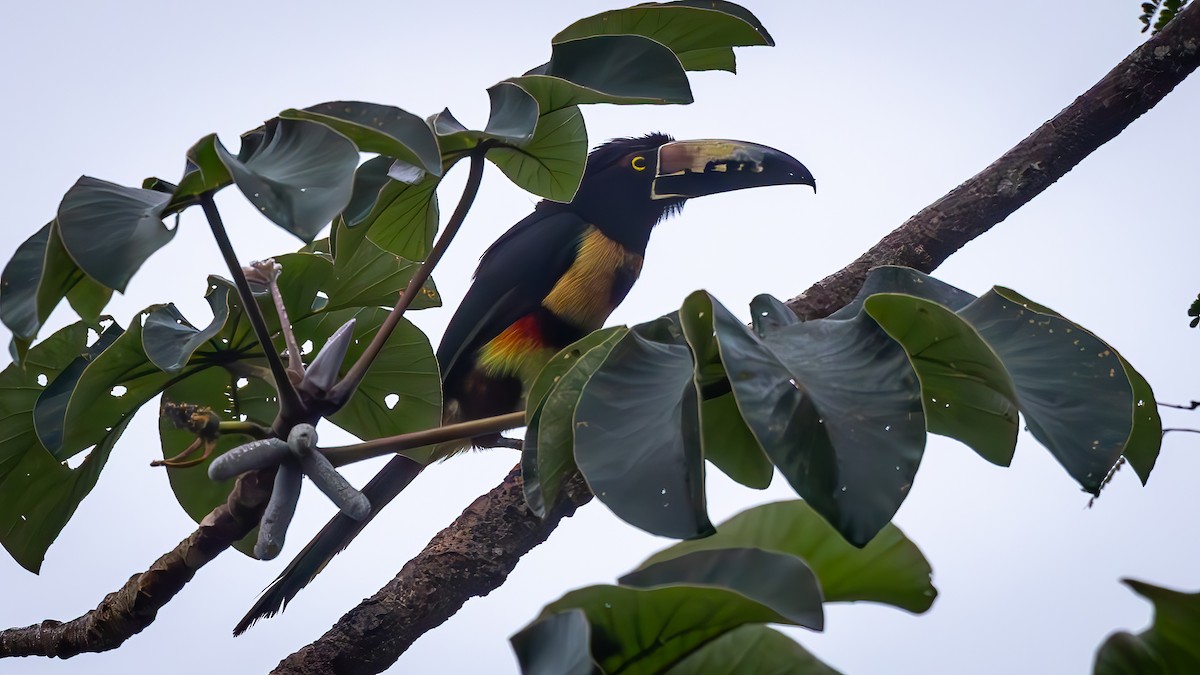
271,467,592,675
0,469,273,659
274,8,1200,674
787,4,1200,321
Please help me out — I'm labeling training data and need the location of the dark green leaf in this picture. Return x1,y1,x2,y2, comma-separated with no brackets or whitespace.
167,134,234,213
216,118,359,242
33,323,123,457
142,283,234,372
510,609,598,675
487,104,588,202
56,177,174,292
864,293,1019,466
0,323,128,572
554,1,773,73
637,500,937,614
666,625,842,675
482,83,540,146
711,293,926,547
0,222,110,353
323,224,440,312
282,101,441,176
341,156,396,229
573,325,713,540
523,327,627,517
750,293,799,336
1094,579,1200,674
540,579,820,675
352,170,441,261
619,547,825,629
511,34,693,111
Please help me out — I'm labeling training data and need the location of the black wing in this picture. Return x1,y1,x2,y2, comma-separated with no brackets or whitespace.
436,206,590,386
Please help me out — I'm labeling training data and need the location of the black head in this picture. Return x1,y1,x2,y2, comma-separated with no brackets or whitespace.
557,133,815,254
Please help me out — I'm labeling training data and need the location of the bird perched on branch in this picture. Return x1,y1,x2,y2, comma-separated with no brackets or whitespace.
235,133,815,633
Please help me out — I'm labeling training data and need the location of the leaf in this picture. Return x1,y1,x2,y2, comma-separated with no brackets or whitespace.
618,548,825,629
510,609,598,675
637,500,937,614
481,82,540,146
863,293,1019,466
0,323,128,572
323,224,440,312
540,569,822,675
709,293,926,547
665,625,843,675
281,101,441,177
554,1,773,73
680,292,773,489
487,104,588,202
352,167,441,261
512,34,693,111
56,177,174,292
1094,579,1200,674
167,134,234,213
0,222,111,355
216,118,359,242
142,283,234,372
573,323,713,539
522,327,627,517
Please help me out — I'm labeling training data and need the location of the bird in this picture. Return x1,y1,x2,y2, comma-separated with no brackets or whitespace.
233,133,815,633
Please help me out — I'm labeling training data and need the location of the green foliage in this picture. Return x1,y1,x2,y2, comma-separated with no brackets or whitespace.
524,266,1162,547
1094,579,1200,674
1140,0,1189,34
1188,292,1200,327
513,499,933,674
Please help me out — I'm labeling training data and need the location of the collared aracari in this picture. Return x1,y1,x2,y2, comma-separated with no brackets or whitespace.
234,134,815,633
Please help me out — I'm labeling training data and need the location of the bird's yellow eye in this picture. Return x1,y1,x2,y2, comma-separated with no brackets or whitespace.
630,155,647,171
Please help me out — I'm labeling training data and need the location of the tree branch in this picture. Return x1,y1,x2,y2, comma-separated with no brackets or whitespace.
271,467,592,675
0,469,273,658
786,4,1200,321
273,8,1200,674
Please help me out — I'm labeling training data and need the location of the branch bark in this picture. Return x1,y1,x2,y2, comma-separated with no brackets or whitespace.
274,7,1200,674
4,4,1199,668
0,469,272,658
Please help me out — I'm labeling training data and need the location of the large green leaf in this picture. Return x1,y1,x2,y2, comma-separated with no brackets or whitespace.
215,118,359,242
510,609,598,675
710,293,926,547
864,293,1019,466
638,500,937,613
538,552,823,675
427,86,540,158
354,170,441,262
142,283,234,373
0,221,110,360
512,34,693,111
486,104,588,202
1094,579,1200,674
322,223,440,313
167,134,235,213
56,177,174,293
554,1,773,73
522,327,628,517
281,101,441,177
0,323,128,572
680,292,774,490
665,625,842,675
573,321,713,540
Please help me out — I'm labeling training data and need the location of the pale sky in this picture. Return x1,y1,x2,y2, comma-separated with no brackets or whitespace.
2,1,1198,673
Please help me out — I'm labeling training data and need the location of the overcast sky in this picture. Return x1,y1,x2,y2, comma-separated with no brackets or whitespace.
2,1,1198,673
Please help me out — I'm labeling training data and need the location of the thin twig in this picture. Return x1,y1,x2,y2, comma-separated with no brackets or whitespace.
1163,427,1200,435
330,150,487,404
322,411,526,467
1157,400,1200,410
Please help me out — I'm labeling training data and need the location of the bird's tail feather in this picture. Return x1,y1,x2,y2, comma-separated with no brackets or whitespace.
233,454,423,635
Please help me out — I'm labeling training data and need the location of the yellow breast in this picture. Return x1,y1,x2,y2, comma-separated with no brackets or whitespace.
541,226,643,328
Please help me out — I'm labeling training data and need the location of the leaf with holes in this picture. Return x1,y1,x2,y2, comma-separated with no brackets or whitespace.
216,118,359,242
142,283,234,373
0,323,129,572
554,1,774,73
281,102,441,177
56,177,174,293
